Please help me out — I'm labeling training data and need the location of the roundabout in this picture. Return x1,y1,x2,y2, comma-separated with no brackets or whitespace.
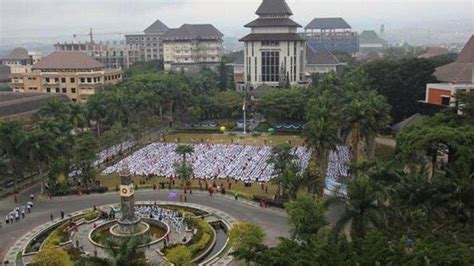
0,182,290,265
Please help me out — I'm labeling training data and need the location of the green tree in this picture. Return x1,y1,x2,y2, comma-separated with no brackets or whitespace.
73,132,98,189
0,120,29,190
285,196,328,241
105,237,146,266
230,222,265,263
362,58,437,122
333,174,385,239
166,245,193,266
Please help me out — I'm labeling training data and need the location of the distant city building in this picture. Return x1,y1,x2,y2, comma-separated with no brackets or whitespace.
418,47,450,59
125,19,169,61
0,47,41,74
162,24,224,73
240,0,307,89
54,42,141,69
11,52,122,103
303,17,359,55
358,30,387,58
0,65,11,83
424,35,474,107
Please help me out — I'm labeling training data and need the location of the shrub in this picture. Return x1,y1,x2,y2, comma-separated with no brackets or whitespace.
31,247,73,266
187,220,213,256
166,245,193,266
251,132,262,137
43,224,69,248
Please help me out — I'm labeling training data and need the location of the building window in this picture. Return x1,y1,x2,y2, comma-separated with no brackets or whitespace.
262,41,279,46
45,77,50,83
70,78,75,83
46,88,51,93
72,98,77,102
62,88,67,93
87,77,92,83
80,78,85,83
54,78,59,82
441,96,451,106
261,51,280,82
61,78,66,83
55,88,60,93
71,88,76,93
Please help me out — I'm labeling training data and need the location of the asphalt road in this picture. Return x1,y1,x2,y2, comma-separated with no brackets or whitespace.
0,184,290,261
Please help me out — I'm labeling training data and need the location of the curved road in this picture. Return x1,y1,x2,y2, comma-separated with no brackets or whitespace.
0,184,290,260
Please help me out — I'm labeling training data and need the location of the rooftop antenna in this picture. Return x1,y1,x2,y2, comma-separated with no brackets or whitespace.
89,28,94,44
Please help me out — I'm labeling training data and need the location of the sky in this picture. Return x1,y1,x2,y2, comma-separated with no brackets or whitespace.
0,0,473,45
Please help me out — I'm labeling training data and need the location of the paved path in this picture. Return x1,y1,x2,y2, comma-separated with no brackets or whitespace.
0,184,290,261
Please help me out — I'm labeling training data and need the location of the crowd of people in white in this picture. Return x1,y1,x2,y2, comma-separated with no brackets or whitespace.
93,141,136,167
324,145,351,197
102,143,312,183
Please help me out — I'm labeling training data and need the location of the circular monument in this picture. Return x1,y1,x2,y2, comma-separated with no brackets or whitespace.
108,164,150,239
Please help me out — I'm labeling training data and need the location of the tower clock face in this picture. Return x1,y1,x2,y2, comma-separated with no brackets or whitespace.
120,184,134,197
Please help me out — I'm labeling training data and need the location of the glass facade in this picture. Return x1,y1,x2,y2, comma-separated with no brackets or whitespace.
261,51,280,82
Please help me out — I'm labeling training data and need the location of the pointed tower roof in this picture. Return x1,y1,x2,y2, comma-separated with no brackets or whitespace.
255,0,293,16
455,35,474,63
434,35,474,83
144,19,169,34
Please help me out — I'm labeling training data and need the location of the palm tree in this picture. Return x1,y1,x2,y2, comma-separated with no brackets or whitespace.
0,121,29,190
268,144,298,198
105,237,146,266
331,174,386,239
304,117,339,180
68,103,86,132
29,126,59,194
175,144,194,191
344,91,391,161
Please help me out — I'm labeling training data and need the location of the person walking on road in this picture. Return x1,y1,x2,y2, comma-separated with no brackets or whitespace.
30,193,35,201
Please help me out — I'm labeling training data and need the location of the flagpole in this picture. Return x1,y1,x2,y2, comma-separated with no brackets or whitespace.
243,92,247,135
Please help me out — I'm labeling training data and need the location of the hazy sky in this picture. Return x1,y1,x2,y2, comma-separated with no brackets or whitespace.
0,0,473,43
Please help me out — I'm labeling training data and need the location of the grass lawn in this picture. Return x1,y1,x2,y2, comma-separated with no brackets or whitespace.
97,174,279,199
162,132,304,146
375,142,396,162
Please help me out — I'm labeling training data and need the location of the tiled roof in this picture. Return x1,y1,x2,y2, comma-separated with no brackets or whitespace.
456,35,474,63
162,24,223,41
434,35,474,83
32,52,105,70
0,92,69,117
144,19,169,34
418,47,450,59
305,18,351,30
239,33,304,42
359,30,385,44
255,0,293,16
245,18,301,28
306,45,339,65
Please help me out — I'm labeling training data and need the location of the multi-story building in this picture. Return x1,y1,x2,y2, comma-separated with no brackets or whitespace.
0,47,41,74
303,17,359,55
358,30,387,58
125,19,169,61
11,51,122,103
54,42,141,69
240,0,306,88
305,44,346,75
424,35,474,107
162,24,224,73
